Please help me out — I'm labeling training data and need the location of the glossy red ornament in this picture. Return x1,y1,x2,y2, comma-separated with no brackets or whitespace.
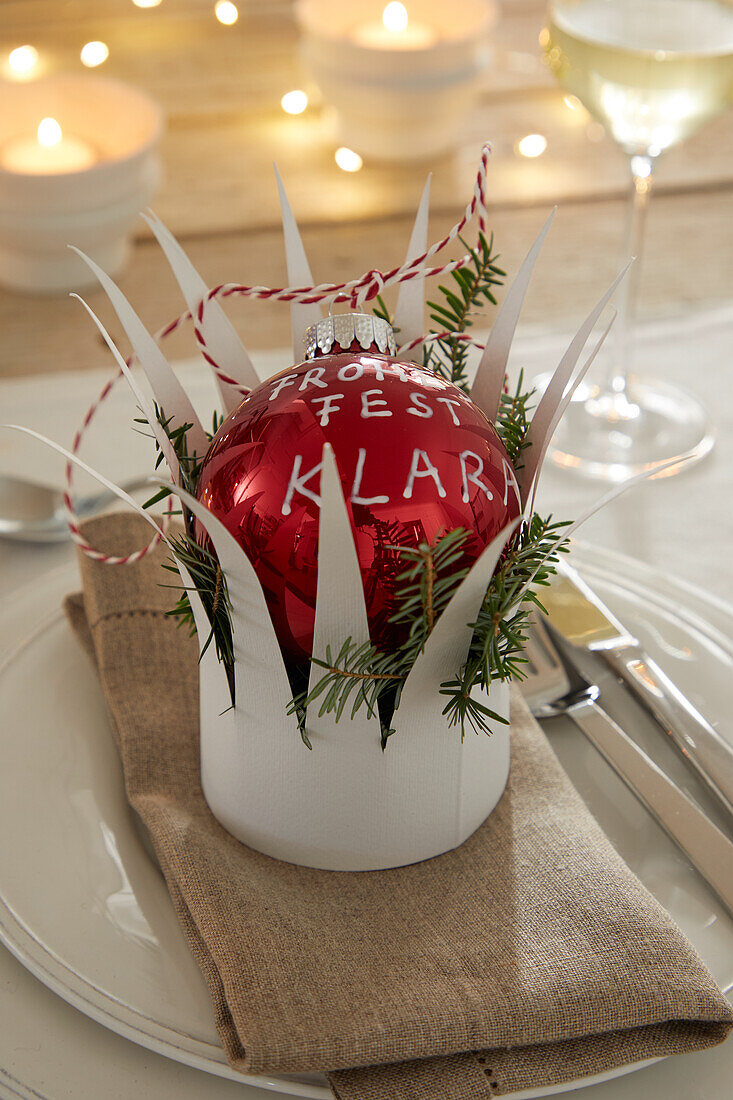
195,339,521,665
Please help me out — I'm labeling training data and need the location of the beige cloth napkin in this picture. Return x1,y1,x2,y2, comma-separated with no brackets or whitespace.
65,513,733,1099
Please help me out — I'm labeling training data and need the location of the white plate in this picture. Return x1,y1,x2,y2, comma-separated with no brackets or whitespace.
0,545,731,1100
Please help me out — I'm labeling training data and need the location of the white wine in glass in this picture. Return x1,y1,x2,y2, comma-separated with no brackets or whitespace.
542,0,733,480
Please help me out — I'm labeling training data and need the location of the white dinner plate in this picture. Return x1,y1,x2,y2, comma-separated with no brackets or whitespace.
0,544,731,1100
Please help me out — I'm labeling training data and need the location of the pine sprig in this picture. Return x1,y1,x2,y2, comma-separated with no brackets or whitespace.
423,232,505,393
300,518,569,740
289,638,404,731
137,405,223,509
387,527,470,668
289,529,472,747
161,530,235,703
494,369,535,470
440,515,569,736
372,294,394,328
139,404,236,699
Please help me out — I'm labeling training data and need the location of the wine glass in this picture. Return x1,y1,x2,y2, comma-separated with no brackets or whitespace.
541,0,733,480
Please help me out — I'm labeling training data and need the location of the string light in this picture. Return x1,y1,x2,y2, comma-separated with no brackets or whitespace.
335,147,363,172
516,133,547,158
7,45,39,77
80,41,109,67
215,1,239,24
281,90,309,115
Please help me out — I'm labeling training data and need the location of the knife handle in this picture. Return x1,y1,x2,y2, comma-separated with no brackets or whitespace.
603,646,733,819
570,699,733,918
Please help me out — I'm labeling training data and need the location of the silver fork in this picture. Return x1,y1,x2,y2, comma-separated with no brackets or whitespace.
521,617,733,918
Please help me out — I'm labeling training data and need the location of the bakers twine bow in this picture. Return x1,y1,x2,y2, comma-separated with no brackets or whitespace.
66,143,494,564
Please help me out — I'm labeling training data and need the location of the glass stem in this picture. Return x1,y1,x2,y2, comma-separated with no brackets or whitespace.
605,153,656,397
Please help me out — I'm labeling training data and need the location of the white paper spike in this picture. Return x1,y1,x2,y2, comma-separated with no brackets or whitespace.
525,310,616,517
308,444,380,741
174,555,233,721
70,247,209,458
71,295,180,486
381,519,519,854
274,164,322,362
470,210,556,423
158,481,296,729
398,517,521,717
393,175,431,359
143,211,258,413
517,262,631,501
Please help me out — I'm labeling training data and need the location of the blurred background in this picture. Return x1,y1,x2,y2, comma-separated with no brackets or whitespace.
0,0,730,380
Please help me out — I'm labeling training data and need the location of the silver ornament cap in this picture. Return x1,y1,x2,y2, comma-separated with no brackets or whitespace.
304,313,397,360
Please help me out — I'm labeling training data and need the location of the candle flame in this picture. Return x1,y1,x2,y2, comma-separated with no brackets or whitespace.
37,117,63,148
382,1,408,33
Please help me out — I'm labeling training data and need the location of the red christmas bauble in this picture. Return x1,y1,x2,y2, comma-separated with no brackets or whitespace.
195,323,521,664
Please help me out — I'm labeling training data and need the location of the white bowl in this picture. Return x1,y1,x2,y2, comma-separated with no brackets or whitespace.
0,75,163,293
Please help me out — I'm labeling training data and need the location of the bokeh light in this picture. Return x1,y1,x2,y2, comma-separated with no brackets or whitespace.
335,147,363,172
215,1,239,24
8,45,39,78
516,133,548,158
80,41,109,68
281,90,309,115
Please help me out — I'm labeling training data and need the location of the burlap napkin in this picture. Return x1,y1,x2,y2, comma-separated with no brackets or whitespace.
64,513,733,1099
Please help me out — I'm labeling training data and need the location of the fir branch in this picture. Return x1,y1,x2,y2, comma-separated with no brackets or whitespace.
298,517,570,742
494,369,536,470
291,530,471,739
138,403,236,702
161,529,236,703
372,294,394,327
422,232,505,393
387,528,470,671
439,514,570,737
287,638,406,742
137,404,221,509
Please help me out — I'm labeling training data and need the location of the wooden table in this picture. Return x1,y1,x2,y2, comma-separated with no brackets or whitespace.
0,0,731,378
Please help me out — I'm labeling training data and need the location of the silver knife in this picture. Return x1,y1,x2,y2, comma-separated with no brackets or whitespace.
529,617,733,918
541,562,733,819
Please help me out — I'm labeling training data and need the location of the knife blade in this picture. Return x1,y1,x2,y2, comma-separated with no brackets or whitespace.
542,562,733,819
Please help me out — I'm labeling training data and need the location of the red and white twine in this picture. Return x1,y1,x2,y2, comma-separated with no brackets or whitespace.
67,143,494,564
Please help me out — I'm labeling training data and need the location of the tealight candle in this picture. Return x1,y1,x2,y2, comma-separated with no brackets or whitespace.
2,118,97,175
352,2,438,50
0,75,162,293
296,0,496,162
